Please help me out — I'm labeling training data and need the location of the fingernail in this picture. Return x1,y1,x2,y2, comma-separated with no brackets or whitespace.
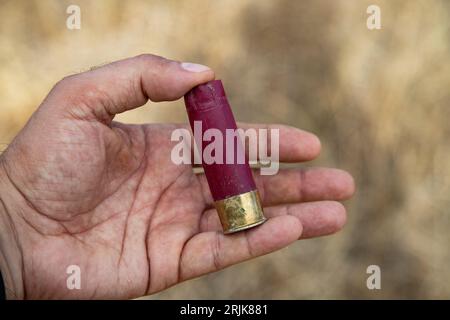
181,62,211,73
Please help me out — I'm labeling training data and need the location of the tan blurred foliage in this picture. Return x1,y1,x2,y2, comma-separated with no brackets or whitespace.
1,0,449,298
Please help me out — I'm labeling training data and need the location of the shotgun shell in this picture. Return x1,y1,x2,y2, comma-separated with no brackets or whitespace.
184,80,266,234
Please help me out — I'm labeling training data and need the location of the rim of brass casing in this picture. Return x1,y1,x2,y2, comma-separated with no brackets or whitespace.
214,190,266,234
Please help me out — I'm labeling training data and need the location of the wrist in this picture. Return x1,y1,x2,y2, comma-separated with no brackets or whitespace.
0,156,25,299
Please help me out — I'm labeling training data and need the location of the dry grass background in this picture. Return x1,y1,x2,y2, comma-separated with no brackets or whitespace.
1,0,449,299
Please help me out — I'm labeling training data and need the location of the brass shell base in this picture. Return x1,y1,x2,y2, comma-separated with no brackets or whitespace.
214,190,266,234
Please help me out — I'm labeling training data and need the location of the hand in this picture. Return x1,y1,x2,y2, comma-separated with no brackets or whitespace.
0,54,354,299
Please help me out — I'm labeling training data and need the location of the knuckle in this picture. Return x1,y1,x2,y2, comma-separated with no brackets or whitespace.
53,75,76,92
51,74,111,115
134,53,158,60
134,53,171,67
51,73,88,99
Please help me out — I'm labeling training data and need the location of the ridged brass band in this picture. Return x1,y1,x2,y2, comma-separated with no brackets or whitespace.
214,190,266,234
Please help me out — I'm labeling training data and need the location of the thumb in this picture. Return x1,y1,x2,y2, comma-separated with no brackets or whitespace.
43,54,215,122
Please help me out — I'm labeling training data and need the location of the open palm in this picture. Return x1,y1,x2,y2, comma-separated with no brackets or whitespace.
0,55,354,299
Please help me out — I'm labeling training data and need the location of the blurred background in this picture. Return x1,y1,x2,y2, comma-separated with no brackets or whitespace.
1,0,449,299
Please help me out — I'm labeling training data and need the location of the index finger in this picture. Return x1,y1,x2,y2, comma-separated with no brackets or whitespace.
237,122,321,163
